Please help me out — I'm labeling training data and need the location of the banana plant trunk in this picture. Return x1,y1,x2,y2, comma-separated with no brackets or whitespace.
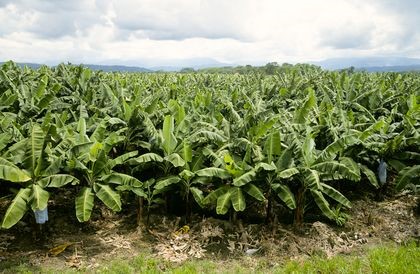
146,202,151,227
137,197,143,226
294,186,305,226
265,189,273,224
164,193,169,214
185,192,191,223
231,210,238,225
34,207,49,241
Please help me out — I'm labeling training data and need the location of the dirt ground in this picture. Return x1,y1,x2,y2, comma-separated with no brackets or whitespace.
0,190,418,271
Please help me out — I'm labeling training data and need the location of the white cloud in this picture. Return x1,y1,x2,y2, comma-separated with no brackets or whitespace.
0,0,419,66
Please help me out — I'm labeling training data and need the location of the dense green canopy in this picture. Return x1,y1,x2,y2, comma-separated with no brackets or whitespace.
0,61,419,228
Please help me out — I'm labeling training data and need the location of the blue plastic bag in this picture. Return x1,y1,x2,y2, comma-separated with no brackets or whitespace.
377,159,387,185
34,207,48,224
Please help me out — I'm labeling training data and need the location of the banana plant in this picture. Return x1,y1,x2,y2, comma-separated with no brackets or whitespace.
347,109,418,191
129,111,208,222
153,100,227,220
255,130,298,223
393,94,420,192
68,118,140,222
129,114,187,172
198,151,265,221
0,124,79,229
285,131,363,225
280,87,368,225
127,113,186,215
116,177,160,226
164,142,204,222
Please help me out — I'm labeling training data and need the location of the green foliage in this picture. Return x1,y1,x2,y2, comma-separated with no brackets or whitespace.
1,62,419,229
1,188,31,229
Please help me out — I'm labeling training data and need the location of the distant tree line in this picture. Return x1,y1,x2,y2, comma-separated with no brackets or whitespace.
179,62,322,75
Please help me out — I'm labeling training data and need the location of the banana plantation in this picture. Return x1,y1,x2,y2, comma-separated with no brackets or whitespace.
0,61,419,231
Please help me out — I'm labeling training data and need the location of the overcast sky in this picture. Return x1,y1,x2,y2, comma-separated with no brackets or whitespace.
0,0,419,67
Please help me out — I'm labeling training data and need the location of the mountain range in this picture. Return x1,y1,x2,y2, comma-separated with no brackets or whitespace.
312,56,420,71
0,62,152,72
2,56,420,72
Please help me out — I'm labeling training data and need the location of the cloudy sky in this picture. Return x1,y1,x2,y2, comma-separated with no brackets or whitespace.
0,0,419,67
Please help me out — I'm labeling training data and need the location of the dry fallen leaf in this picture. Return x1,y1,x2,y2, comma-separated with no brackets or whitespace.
48,242,74,256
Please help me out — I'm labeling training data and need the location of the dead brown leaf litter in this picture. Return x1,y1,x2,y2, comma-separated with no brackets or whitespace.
0,193,418,270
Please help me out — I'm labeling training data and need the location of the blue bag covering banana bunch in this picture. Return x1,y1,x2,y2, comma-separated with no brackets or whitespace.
377,159,387,186
34,207,48,224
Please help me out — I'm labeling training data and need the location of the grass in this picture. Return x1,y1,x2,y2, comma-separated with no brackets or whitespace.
1,242,419,274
